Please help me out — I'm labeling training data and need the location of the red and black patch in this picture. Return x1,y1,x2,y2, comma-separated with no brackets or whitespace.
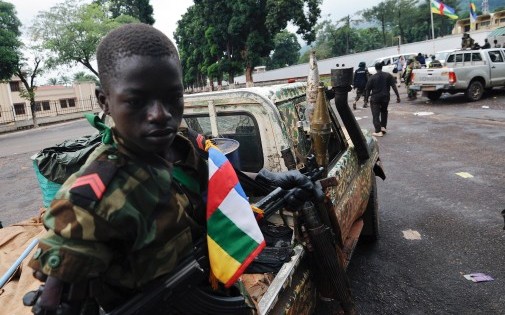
69,160,118,209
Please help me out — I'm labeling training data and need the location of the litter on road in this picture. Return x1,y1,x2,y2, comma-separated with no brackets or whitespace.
482,106,490,109
414,112,434,116
402,229,422,240
463,273,494,283
455,172,474,178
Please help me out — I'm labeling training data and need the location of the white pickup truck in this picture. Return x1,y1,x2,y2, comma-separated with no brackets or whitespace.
410,48,505,101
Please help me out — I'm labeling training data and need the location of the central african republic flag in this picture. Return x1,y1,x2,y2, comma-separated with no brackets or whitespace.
205,141,265,288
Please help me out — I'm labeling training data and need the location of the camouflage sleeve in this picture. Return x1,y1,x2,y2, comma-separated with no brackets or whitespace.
29,194,124,283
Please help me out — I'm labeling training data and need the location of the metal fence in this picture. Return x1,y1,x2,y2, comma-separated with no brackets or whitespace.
0,97,101,133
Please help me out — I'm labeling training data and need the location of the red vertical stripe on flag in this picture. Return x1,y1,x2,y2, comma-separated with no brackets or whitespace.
206,160,239,219
439,2,445,15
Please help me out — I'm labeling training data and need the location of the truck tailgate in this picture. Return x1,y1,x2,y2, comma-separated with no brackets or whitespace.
412,68,450,86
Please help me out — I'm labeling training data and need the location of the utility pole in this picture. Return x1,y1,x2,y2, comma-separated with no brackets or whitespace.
346,15,350,55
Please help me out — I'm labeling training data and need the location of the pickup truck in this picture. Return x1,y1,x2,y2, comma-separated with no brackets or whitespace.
1,75,384,315
176,78,385,314
410,48,505,101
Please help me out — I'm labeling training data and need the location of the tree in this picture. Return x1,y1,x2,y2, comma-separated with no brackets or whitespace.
73,71,98,84
31,0,138,77
362,0,396,47
15,50,44,128
267,30,301,70
0,1,21,81
47,78,59,85
176,0,322,86
95,0,155,25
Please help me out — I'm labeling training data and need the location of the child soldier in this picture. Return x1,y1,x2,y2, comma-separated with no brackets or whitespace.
25,24,320,314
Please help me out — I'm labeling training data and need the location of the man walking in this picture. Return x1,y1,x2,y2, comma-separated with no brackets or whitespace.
364,62,401,137
352,61,369,110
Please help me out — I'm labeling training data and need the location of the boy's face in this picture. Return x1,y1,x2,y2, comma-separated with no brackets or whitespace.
99,55,184,156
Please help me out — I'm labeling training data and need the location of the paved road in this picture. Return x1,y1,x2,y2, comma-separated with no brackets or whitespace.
347,87,505,314
0,87,504,314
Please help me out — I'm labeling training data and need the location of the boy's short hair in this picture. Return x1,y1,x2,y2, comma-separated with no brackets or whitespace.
97,23,179,92
374,62,383,70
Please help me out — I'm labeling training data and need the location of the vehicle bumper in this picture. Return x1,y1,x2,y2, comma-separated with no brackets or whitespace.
409,84,456,91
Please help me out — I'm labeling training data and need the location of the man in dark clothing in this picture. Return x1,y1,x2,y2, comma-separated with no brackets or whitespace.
416,53,426,68
364,62,400,137
482,38,491,49
352,61,369,110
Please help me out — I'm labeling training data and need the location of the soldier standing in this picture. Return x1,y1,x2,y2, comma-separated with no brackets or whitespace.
364,62,400,137
352,61,369,110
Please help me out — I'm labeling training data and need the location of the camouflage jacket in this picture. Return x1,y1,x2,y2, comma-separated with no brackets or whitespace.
28,134,208,305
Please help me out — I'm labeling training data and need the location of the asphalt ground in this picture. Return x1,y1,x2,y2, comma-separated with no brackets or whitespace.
0,86,504,314
347,86,505,314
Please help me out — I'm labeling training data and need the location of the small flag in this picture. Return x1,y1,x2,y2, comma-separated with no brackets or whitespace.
469,1,477,30
431,0,458,20
205,140,265,288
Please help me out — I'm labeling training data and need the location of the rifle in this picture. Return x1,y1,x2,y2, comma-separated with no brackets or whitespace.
254,155,357,315
107,241,253,315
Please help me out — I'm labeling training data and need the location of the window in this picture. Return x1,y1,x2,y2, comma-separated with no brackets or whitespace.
455,54,463,62
9,81,20,92
60,98,77,108
35,101,51,111
488,51,504,63
464,53,471,62
471,53,482,61
480,21,490,27
183,113,264,172
13,103,26,115
42,101,50,111
447,54,455,62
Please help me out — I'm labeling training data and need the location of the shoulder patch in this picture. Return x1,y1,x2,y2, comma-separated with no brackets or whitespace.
69,159,118,209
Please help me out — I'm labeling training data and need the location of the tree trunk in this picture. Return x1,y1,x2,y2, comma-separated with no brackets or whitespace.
228,72,235,89
217,77,222,90
209,79,214,91
245,66,254,87
30,97,38,128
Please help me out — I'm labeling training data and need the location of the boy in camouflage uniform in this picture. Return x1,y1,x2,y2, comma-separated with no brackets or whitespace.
25,24,319,314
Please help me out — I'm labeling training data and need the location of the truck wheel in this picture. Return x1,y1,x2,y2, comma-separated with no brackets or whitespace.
465,81,484,101
360,175,379,243
426,91,442,101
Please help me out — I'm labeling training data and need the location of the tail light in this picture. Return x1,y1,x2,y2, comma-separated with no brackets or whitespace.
448,72,457,84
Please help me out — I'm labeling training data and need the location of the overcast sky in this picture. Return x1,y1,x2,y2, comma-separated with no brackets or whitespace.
8,0,383,44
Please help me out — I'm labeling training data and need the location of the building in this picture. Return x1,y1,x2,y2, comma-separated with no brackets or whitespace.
453,10,505,34
0,77,100,132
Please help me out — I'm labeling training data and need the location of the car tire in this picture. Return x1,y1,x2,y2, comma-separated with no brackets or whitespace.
426,91,442,101
465,80,484,101
360,175,379,243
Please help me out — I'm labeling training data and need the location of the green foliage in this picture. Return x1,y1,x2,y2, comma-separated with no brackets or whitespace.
94,0,155,25
73,71,99,84
175,0,321,85
267,30,301,70
0,1,21,81
31,0,138,76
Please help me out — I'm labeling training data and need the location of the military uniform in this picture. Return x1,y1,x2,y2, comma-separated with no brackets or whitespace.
28,133,208,310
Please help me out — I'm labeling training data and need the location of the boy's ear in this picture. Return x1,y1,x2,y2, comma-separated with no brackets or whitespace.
95,87,109,114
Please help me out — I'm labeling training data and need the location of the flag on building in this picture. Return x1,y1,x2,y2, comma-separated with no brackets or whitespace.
205,140,265,288
431,0,459,20
469,1,478,30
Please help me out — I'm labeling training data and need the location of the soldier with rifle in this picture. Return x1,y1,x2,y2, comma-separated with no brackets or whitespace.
22,24,325,315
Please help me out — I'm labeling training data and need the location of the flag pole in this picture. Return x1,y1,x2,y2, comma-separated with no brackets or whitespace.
430,1,436,53
430,2,435,40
